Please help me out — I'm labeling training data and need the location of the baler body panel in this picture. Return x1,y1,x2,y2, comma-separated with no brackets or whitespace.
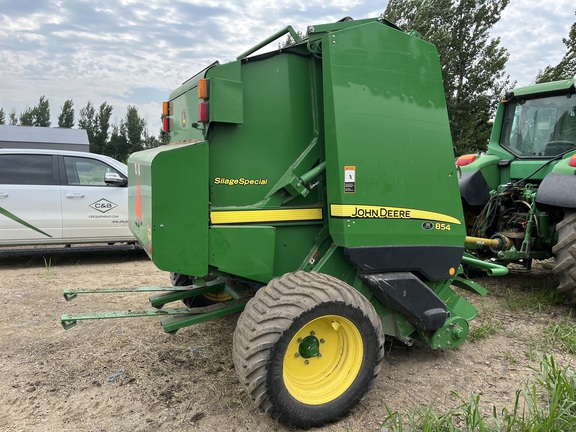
128,142,209,276
131,19,465,282
321,22,465,277
206,53,321,208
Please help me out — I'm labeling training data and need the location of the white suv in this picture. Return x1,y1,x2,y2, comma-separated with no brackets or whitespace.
0,148,135,248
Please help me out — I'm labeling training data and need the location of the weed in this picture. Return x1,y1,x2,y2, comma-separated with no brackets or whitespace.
544,316,576,354
469,318,504,342
381,354,576,432
42,256,55,278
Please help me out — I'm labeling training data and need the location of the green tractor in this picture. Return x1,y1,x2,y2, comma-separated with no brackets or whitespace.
459,78,576,302
62,16,500,428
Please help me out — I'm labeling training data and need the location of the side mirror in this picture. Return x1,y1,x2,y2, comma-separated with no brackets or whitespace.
105,172,128,187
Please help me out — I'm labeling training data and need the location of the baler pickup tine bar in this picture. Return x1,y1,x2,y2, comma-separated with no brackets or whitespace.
148,278,227,308
61,296,248,331
161,299,248,334
61,307,194,330
63,277,226,302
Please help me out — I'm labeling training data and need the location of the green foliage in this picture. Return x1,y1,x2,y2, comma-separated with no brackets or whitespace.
8,110,17,125
18,95,51,127
0,108,5,125
500,283,565,313
384,0,511,156
79,101,113,154
19,107,35,125
536,11,576,83
381,354,576,431
34,95,51,126
58,99,75,128
78,101,96,144
123,105,146,154
544,317,576,354
468,318,503,342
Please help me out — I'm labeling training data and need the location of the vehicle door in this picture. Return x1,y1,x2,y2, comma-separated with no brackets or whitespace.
60,155,130,241
0,153,62,245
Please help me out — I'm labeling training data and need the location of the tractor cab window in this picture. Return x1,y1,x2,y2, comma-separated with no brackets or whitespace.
500,93,576,157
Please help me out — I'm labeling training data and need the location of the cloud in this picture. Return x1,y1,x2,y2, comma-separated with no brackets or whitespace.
0,0,574,135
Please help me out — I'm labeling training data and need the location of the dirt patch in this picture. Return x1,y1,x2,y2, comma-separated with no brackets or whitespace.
0,251,574,431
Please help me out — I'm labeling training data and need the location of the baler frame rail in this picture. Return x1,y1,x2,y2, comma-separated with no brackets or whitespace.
60,277,248,332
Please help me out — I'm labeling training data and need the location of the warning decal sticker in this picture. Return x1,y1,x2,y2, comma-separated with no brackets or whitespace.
344,166,355,193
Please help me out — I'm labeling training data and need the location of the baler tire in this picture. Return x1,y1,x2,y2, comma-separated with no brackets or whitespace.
170,273,232,307
232,271,384,428
552,210,576,304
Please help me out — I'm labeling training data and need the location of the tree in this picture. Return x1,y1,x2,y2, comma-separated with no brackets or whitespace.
19,107,35,126
384,0,511,155
78,101,96,146
34,95,51,126
58,99,75,128
79,101,113,154
19,95,51,127
9,110,17,125
107,124,129,161
94,102,113,154
536,11,576,83
123,105,147,155
0,108,5,125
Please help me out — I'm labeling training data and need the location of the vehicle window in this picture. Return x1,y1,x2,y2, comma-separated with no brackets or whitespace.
0,154,54,185
64,156,122,186
500,94,576,157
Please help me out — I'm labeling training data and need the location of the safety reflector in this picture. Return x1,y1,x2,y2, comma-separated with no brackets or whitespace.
569,155,576,167
198,101,209,123
162,101,170,116
456,154,477,166
198,79,209,100
162,117,170,132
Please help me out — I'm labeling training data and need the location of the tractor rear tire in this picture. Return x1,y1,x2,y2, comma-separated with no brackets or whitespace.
552,210,576,304
232,271,384,428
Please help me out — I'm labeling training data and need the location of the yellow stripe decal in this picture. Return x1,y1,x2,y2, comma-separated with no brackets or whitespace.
330,204,461,225
211,208,323,224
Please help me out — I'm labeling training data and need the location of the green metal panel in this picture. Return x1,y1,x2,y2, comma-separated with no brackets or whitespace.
511,78,575,97
209,78,243,124
322,22,465,248
458,154,504,189
128,142,208,276
209,226,275,282
207,53,320,208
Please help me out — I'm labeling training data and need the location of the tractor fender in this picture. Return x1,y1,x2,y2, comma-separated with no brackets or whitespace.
536,172,576,208
459,170,491,206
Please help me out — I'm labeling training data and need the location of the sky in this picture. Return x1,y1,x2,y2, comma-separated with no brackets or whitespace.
0,0,574,136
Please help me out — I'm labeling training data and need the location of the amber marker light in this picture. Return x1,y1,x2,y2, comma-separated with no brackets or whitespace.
198,78,209,100
161,101,170,132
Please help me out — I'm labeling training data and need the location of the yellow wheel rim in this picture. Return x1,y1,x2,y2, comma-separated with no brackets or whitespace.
203,290,233,302
283,315,363,405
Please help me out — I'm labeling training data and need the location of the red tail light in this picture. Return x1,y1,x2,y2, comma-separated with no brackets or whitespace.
198,102,209,123
161,101,170,132
569,155,576,167
456,154,477,166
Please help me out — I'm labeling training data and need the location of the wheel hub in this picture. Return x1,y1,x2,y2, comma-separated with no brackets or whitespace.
298,334,320,359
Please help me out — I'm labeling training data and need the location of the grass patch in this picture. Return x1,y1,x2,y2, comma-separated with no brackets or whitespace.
501,285,565,313
381,354,576,431
468,318,504,342
544,317,576,354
